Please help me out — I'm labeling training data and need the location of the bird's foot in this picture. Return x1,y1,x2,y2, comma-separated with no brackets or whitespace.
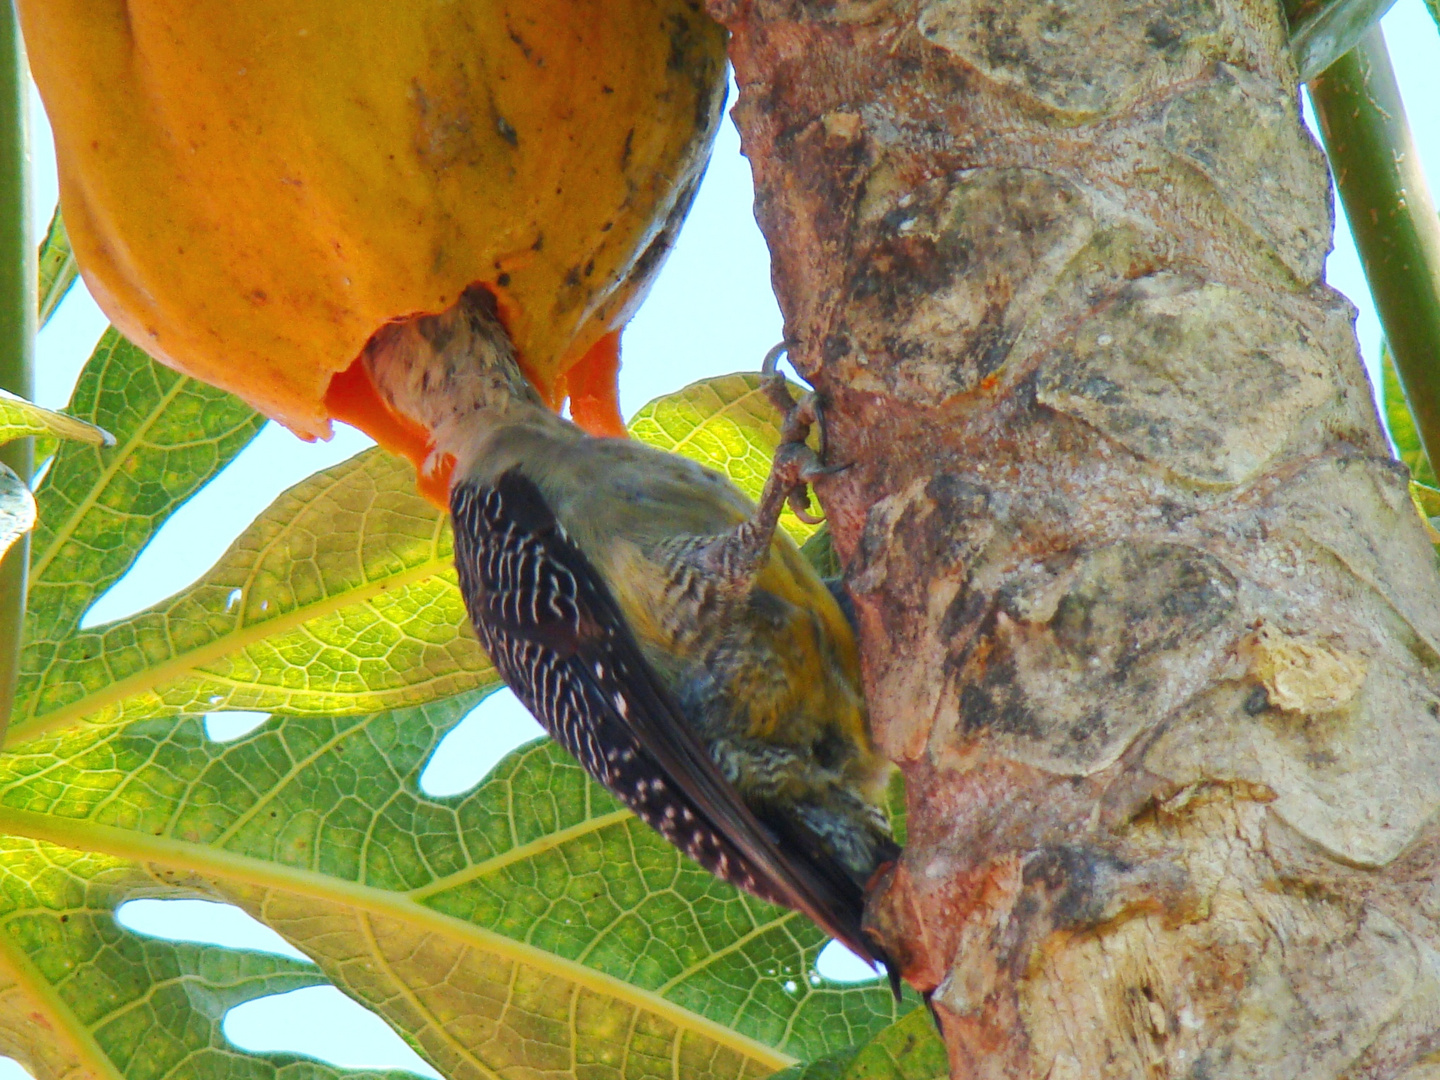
755,338,844,524
693,344,843,584
696,347,840,587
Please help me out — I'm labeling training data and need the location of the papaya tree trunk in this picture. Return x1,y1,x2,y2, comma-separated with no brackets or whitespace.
707,0,1440,1075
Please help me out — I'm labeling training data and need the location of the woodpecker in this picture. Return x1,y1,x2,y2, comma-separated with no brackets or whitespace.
362,286,899,982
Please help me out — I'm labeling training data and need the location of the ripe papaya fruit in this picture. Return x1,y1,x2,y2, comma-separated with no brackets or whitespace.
19,0,726,495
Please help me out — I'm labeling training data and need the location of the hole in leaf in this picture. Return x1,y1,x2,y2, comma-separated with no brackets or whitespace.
419,688,545,797
116,898,308,960
80,422,374,629
34,278,108,412
815,939,883,983
224,986,442,1078
0,1057,36,1080
204,711,271,742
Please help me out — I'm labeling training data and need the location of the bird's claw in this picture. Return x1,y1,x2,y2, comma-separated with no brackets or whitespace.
698,344,844,583
789,496,825,526
759,341,839,527
771,441,846,525
761,341,816,440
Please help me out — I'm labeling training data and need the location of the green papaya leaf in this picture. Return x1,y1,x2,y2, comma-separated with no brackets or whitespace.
1412,481,1440,517
885,769,908,848
23,329,265,656
768,1008,943,1080
840,1009,945,1080
800,526,842,579
0,697,908,1079
1379,343,1440,545
14,447,498,743
768,1046,863,1080
1380,341,1437,486
37,206,78,330
30,433,59,469
0,836,417,1080
0,462,35,564
629,374,822,543
0,387,114,449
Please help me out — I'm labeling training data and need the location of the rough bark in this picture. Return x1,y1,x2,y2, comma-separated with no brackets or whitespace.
703,0,1440,1075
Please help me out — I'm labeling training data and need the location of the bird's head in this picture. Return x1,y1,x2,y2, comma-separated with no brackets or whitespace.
343,285,623,507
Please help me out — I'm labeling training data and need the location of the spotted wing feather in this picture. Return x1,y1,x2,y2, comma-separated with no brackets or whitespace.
450,469,884,966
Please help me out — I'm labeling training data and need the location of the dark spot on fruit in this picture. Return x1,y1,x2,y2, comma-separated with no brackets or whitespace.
506,25,533,60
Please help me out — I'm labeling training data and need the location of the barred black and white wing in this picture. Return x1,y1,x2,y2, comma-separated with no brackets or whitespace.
450,468,884,967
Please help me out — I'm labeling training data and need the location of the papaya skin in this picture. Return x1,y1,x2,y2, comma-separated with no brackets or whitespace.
19,0,726,441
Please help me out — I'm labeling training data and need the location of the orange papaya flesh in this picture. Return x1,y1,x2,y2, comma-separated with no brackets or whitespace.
18,0,725,449
323,359,454,510
566,330,629,439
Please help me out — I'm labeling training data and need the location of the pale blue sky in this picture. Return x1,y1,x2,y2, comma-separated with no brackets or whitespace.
6,5,1440,1075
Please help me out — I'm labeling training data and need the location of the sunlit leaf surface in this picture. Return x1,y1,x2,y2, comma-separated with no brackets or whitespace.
37,207,77,330
0,835,429,1080
0,701,907,1079
629,374,821,544
768,1010,943,1080
20,331,265,687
